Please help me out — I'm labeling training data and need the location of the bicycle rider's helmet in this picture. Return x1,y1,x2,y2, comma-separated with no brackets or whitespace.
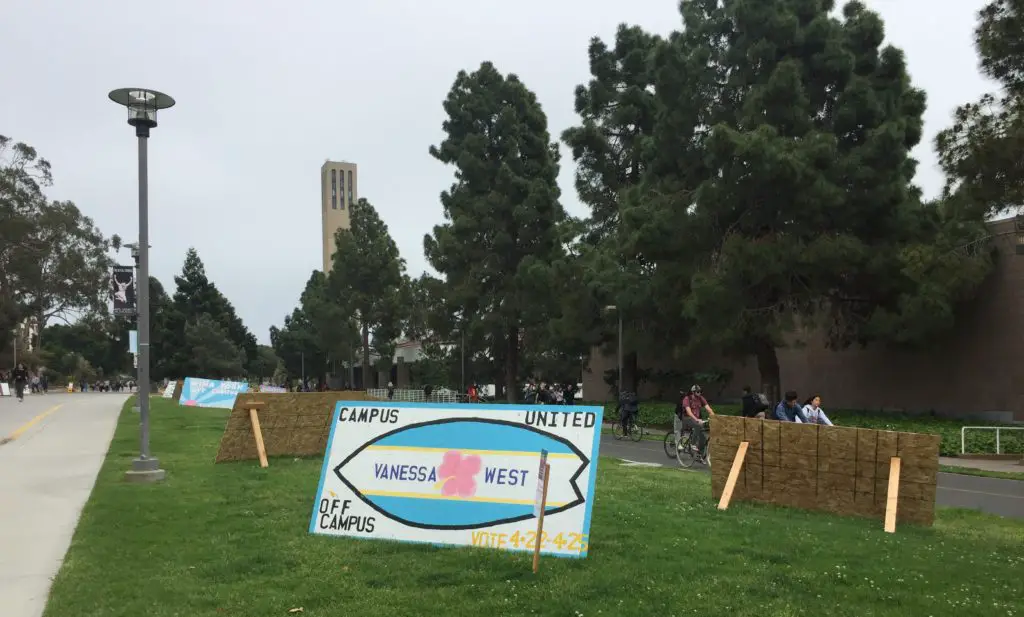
690,384,702,395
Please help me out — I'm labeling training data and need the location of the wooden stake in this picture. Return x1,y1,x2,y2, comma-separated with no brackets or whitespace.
884,457,901,533
532,463,551,574
248,402,269,468
717,441,750,511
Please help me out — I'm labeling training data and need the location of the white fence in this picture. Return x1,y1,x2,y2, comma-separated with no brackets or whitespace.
960,426,1024,455
366,388,468,404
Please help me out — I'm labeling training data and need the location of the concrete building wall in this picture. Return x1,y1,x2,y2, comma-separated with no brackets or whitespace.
321,160,358,273
584,218,1024,420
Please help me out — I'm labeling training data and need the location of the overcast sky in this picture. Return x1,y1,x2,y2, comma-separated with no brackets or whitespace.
0,0,995,345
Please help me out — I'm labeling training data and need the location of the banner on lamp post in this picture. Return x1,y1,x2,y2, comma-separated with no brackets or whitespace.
111,264,137,316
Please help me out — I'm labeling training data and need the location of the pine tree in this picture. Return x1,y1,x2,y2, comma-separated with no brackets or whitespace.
936,0,1024,218
426,62,566,401
326,198,406,387
183,313,244,379
560,24,664,391
170,248,257,376
630,0,991,396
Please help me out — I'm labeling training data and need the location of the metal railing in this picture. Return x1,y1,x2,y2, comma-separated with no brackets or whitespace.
366,388,468,404
960,426,1024,455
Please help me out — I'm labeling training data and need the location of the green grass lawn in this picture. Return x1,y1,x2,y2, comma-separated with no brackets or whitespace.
46,398,1023,617
593,401,1024,457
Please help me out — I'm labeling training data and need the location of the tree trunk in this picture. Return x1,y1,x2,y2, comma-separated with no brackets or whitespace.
361,321,371,388
626,351,639,393
755,339,781,405
505,325,519,403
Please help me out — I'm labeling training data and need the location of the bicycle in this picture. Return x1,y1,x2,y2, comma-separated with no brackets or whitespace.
675,421,712,468
664,429,694,459
612,416,644,442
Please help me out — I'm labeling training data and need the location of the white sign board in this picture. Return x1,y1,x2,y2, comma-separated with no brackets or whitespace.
162,382,176,398
310,401,602,558
0,383,9,396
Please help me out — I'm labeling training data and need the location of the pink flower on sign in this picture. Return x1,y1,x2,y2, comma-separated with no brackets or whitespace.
436,450,482,497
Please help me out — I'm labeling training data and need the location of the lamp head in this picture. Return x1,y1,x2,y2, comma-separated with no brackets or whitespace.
108,88,175,129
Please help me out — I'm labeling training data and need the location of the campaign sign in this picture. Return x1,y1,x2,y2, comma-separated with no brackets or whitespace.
259,384,287,393
310,402,602,558
178,377,249,409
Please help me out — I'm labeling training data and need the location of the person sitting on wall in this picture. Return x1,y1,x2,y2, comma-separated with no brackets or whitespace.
774,390,810,423
741,386,770,419
801,394,833,426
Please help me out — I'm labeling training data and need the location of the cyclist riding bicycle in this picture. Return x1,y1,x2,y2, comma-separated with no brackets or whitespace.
616,390,639,435
676,384,716,454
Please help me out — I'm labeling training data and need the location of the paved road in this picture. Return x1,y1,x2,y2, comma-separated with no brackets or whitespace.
598,433,1024,519
0,392,126,617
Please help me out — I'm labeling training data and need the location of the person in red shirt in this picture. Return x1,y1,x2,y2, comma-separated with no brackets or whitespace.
675,384,716,456
468,384,479,403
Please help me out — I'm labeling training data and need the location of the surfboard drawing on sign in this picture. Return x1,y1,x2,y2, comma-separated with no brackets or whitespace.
333,417,590,530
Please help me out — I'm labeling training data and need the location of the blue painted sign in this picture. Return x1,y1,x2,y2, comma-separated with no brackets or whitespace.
178,377,249,409
310,402,602,558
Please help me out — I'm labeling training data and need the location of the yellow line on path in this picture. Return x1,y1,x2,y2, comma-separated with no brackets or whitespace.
0,404,64,445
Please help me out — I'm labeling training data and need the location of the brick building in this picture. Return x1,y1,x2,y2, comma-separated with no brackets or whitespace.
584,217,1024,421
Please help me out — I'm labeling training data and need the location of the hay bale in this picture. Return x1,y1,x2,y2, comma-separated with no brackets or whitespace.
214,391,369,463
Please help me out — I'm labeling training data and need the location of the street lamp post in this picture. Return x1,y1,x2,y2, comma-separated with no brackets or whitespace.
109,88,175,483
123,242,144,411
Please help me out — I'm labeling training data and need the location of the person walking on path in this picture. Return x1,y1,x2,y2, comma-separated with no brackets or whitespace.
12,363,29,402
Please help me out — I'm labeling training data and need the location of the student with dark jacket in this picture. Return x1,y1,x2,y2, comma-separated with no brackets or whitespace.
741,386,770,418
12,363,29,402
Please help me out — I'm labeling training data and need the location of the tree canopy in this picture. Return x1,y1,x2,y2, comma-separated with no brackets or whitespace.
264,2,1004,402
168,248,258,376
425,61,568,401
936,0,1024,219
1,135,117,362
326,197,405,382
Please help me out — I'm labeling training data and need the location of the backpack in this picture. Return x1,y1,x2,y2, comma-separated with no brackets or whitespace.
755,392,770,408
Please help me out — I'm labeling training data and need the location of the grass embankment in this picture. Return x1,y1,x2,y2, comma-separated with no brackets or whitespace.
592,401,1024,457
46,398,1023,617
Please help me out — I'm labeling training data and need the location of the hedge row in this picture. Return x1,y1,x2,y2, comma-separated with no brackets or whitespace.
589,401,1024,457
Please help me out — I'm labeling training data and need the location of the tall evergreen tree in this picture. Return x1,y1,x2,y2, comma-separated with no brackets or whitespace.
936,0,1024,218
326,198,405,386
300,270,358,384
183,313,244,379
628,0,991,396
426,61,566,401
561,25,664,391
170,248,257,376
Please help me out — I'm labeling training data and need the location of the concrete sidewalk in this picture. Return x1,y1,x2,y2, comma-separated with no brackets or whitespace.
0,393,127,617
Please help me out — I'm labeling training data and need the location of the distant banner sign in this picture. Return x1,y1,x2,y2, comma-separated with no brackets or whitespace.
309,402,602,558
161,382,176,398
178,377,249,409
111,265,136,316
0,383,9,396
128,330,138,354
259,384,287,393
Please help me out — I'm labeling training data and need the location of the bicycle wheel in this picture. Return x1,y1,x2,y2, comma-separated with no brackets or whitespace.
611,422,625,440
676,435,696,468
663,432,676,458
629,423,644,442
